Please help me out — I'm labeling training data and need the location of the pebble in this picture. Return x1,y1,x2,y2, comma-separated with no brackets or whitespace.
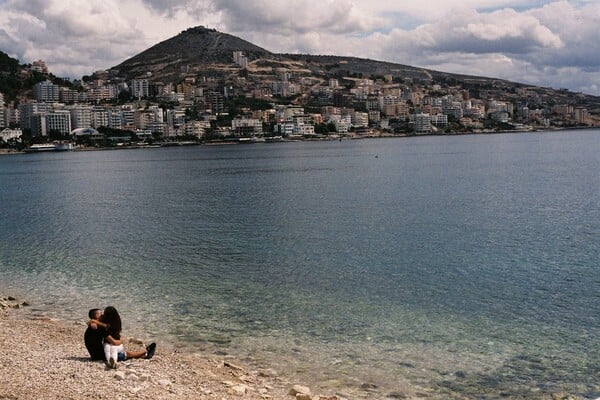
289,384,312,396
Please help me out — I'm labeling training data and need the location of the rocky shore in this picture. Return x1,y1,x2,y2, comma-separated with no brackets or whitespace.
0,295,339,400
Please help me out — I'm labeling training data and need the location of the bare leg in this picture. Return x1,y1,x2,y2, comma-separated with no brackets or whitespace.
126,349,146,359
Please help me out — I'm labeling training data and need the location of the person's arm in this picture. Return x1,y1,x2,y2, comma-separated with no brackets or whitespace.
87,319,108,330
104,334,123,346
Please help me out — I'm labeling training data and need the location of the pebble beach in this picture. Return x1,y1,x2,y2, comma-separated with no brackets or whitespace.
0,295,340,400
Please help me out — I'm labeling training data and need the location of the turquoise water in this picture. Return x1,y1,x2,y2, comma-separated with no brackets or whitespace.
0,131,598,398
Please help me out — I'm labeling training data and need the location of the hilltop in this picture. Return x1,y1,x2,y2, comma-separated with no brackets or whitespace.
107,26,599,117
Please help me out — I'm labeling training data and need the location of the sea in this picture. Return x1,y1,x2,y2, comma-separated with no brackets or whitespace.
0,129,598,399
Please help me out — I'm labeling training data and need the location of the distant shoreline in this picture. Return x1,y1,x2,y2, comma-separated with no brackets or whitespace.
1,126,598,156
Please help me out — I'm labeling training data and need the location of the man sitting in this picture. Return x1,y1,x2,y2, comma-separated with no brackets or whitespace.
84,308,156,362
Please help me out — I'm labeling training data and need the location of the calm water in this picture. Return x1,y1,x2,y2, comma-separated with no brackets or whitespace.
0,131,598,398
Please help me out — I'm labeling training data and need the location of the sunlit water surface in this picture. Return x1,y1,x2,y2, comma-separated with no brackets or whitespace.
1,130,598,398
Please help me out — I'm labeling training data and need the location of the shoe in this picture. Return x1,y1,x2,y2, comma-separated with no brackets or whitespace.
109,357,118,369
145,342,156,359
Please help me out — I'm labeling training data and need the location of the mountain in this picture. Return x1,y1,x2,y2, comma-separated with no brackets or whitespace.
109,27,600,114
113,26,272,80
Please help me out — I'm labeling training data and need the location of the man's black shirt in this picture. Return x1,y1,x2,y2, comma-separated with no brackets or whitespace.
84,325,106,361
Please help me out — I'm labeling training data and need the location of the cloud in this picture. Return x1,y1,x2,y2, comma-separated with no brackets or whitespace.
0,0,597,95
215,0,381,35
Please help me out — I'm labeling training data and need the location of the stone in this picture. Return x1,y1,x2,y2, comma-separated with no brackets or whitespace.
224,361,244,371
360,382,378,390
7,296,16,301
127,373,139,381
232,384,249,395
139,373,151,381
114,371,126,380
289,385,311,397
157,379,172,386
296,394,312,400
259,368,278,377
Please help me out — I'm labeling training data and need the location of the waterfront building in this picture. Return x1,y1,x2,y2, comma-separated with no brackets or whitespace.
574,107,588,124
18,102,50,130
431,114,448,127
410,113,432,133
45,110,72,136
91,107,109,128
231,117,262,136
67,104,93,129
352,112,369,128
0,127,22,141
185,120,210,138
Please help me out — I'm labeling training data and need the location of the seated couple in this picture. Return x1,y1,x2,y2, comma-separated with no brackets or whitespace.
84,306,156,369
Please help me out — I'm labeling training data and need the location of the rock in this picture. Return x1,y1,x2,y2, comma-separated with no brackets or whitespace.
259,368,278,377
128,337,145,346
289,385,311,397
114,371,126,380
7,296,16,301
21,301,29,307
232,384,249,395
140,373,151,381
224,361,244,371
296,394,312,400
157,379,172,386
130,386,143,394
126,373,139,381
360,382,378,390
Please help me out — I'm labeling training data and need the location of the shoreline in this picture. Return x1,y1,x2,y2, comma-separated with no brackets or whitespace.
0,295,341,400
1,126,598,156
1,294,590,400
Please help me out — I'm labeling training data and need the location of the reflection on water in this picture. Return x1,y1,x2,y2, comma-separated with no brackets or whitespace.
1,131,599,398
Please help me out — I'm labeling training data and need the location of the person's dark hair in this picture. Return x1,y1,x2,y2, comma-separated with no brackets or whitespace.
88,308,101,319
101,306,122,340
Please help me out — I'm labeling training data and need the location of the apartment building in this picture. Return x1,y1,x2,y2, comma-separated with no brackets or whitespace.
231,117,262,136
131,79,150,98
45,110,72,136
67,104,93,130
0,93,5,128
34,80,60,102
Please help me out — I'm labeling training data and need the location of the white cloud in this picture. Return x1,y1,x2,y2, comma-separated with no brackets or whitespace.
0,0,597,95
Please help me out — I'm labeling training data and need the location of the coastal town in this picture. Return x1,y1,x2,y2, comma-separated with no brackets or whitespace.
1,32,599,151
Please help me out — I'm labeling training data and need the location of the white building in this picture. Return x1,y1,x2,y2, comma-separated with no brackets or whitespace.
92,107,109,128
352,112,369,128
0,93,5,128
0,127,22,141
67,104,93,130
185,120,211,138
19,102,50,130
410,113,432,133
34,80,60,102
231,117,262,136
46,110,72,136
131,79,149,98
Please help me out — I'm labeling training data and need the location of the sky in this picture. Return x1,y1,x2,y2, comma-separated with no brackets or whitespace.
0,0,598,95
